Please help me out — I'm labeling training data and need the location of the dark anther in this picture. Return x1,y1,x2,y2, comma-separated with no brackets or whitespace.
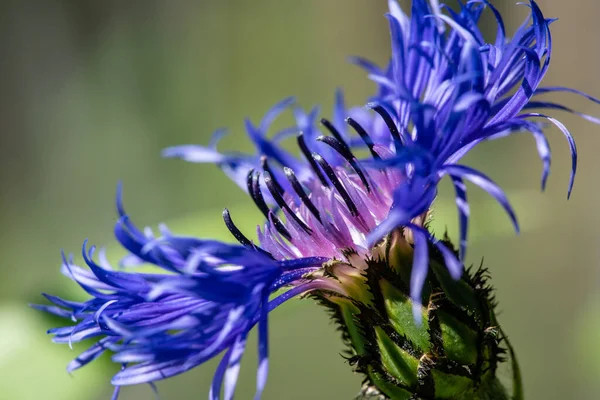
320,118,349,148
223,208,253,247
247,169,270,217
345,117,381,160
246,168,254,195
371,105,404,150
268,210,292,241
297,133,330,187
283,167,321,223
260,156,285,195
250,171,291,240
264,171,312,234
317,135,371,192
312,153,359,217
224,208,274,257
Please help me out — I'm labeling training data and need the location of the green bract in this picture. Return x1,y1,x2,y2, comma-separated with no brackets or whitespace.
314,231,522,400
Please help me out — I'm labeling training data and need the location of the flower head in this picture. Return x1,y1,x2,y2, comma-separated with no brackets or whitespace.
37,1,600,399
165,0,599,317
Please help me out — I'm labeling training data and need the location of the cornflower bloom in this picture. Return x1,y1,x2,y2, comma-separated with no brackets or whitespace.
36,1,600,399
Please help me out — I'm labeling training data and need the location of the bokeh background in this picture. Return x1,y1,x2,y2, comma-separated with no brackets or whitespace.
1,0,600,399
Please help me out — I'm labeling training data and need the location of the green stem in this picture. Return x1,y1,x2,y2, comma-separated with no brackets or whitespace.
456,377,509,400
500,326,524,400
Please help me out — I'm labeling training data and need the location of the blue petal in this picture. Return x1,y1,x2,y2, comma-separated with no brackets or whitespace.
442,164,519,234
162,145,226,163
254,294,269,400
521,113,577,198
449,176,469,261
407,223,428,325
259,97,295,133
210,346,234,400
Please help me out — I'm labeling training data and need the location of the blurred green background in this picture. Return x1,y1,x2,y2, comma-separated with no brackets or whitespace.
1,0,600,399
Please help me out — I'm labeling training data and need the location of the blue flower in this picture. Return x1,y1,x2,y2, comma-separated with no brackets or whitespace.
355,0,600,252
166,0,600,316
34,187,329,399
37,1,600,398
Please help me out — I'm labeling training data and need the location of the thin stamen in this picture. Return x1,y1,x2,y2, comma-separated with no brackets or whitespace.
247,169,270,217
320,118,349,149
249,170,291,240
268,210,292,241
283,167,322,223
260,156,285,195
222,208,253,247
312,153,359,217
345,117,381,160
264,172,312,234
317,135,371,192
371,105,404,150
297,133,330,187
